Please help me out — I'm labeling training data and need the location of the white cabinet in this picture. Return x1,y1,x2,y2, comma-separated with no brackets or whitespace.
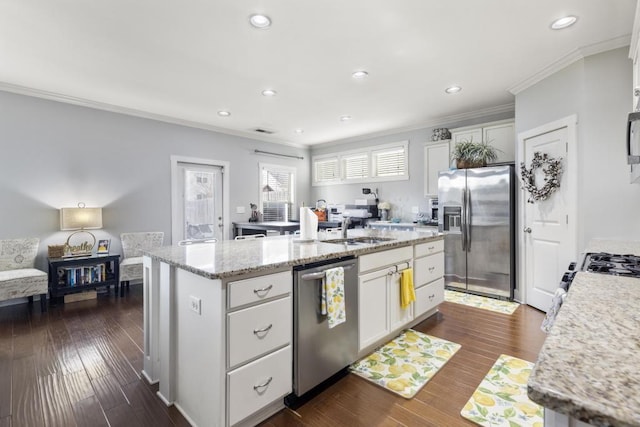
358,246,414,352
450,119,515,164
413,241,445,318
226,271,292,426
424,140,451,196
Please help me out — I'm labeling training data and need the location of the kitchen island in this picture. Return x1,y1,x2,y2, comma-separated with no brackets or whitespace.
142,229,444,427
528,239,640,427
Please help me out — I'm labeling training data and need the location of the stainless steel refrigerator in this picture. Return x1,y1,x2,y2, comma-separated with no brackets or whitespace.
438,165,515,299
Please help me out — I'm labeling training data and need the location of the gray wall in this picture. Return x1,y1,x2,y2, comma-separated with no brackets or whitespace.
310,111,515,219
0,91,310,270
516,47,640,252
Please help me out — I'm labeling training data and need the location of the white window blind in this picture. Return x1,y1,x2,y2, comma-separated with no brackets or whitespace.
373,146,407,177
314,157,339,182
343,153,369,180
261,165,295,222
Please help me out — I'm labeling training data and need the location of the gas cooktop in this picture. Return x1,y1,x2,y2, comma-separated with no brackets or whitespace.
582,252,640,277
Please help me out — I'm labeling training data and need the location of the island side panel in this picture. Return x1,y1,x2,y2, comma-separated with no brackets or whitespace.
173,268,225,427
142,255,160,384
158,262,176,405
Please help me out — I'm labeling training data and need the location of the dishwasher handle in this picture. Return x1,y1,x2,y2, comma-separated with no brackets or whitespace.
301,263,355,281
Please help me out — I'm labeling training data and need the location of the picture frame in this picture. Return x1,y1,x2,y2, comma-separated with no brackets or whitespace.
97,239,110,254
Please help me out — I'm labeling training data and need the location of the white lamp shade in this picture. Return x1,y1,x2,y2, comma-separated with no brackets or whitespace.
60,207,103,230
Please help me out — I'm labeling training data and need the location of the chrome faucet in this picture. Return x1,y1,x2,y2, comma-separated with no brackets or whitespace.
341,216,351,238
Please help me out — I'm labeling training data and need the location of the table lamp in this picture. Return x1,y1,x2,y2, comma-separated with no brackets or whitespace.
60,202,103,256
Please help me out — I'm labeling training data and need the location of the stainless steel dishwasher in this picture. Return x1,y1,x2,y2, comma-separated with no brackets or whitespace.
290,256,358,400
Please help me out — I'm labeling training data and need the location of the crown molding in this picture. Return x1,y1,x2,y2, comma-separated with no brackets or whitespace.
0,82,307,149
313,103,515,149
509,35,632,95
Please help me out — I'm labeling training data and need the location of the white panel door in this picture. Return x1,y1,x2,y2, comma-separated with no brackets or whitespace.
388,270,413,332
484,122,515,164
522,126,573,311
358,270,389,351
424,141,451,196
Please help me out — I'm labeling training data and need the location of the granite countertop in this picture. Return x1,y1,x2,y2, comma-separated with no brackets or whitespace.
144,229,442,279
528,240,640,427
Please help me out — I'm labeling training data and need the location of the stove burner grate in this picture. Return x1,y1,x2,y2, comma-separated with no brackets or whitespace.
584,253,640,277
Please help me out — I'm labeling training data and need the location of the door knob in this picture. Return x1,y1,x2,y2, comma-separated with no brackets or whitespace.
523,227,532,233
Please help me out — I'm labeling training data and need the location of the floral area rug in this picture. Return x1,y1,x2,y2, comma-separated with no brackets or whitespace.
349,329,461,399
461,354,544,427
445,289,520,315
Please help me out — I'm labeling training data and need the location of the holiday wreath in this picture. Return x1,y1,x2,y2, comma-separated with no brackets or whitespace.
520,152,562,203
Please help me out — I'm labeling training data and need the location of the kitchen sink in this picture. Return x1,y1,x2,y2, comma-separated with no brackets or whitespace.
323,236,396,245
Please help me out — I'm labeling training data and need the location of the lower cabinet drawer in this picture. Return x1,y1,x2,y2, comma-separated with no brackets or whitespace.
414,252,444,287
227,345,292,426
414,278,444,318
228,297,291,368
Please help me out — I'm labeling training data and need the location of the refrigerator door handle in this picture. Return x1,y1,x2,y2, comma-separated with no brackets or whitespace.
466,188,471,252
461,192,467,252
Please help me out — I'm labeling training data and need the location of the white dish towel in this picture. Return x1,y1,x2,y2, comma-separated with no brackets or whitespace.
541,287,567,333
321,266,346,329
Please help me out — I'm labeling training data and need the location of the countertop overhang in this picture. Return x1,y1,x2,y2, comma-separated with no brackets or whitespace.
528,239,640,427
144,229,442,279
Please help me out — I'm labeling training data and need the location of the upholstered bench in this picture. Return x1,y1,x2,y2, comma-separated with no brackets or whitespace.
119,232,164,297
0,238,48,311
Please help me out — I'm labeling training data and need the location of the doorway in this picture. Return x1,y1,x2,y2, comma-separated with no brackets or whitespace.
517,116,577,311
171,156,230,243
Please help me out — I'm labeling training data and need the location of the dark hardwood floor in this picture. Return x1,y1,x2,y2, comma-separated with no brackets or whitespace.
0,286,546,427
0,286,190,427
262,299,547,427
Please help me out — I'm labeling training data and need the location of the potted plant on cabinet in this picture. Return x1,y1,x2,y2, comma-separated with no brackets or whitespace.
451,139,499,169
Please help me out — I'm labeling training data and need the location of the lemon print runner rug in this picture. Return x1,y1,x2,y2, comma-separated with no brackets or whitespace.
445,289,520,315
461,354,543,427
349,329,461,399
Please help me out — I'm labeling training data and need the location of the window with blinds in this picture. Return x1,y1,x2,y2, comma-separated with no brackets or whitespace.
260,164,295,222
343,153,369,180
372,146,407,177
314,157,339,183
312,141,408,185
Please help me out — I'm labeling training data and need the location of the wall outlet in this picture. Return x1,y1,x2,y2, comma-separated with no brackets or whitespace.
411,206,419,214
236,206,246,214
189,296,201,315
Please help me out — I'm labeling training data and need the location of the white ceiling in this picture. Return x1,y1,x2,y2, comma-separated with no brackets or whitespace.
0,0,636,146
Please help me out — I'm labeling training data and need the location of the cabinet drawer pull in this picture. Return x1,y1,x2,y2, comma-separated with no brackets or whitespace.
253,284,273,296
428,266,435,272
253,376,273,391
428,246,435,251
253,324,273,334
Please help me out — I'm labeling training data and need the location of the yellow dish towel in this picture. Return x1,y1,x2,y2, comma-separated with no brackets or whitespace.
400,268,415,309
321,266,346,328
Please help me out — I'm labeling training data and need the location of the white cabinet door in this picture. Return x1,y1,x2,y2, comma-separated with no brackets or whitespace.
450,120,515,165
484,122,515,164
358,269,389,351
424,141,450,196
452,128,482,145
388,271,414,332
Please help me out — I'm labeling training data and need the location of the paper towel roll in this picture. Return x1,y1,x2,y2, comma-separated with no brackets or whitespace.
299,207,318,240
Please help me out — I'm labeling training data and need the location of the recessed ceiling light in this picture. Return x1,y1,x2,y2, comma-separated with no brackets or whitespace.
340,115,352,122
294,128,304,134
550,16,577,30
445,86,462,94
352,70,369,79
261,89,277,97
217,110,231,117
249,14,271,29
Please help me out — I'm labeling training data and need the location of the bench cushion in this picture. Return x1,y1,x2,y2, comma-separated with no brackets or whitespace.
120,256,142,282
0,268,47,301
